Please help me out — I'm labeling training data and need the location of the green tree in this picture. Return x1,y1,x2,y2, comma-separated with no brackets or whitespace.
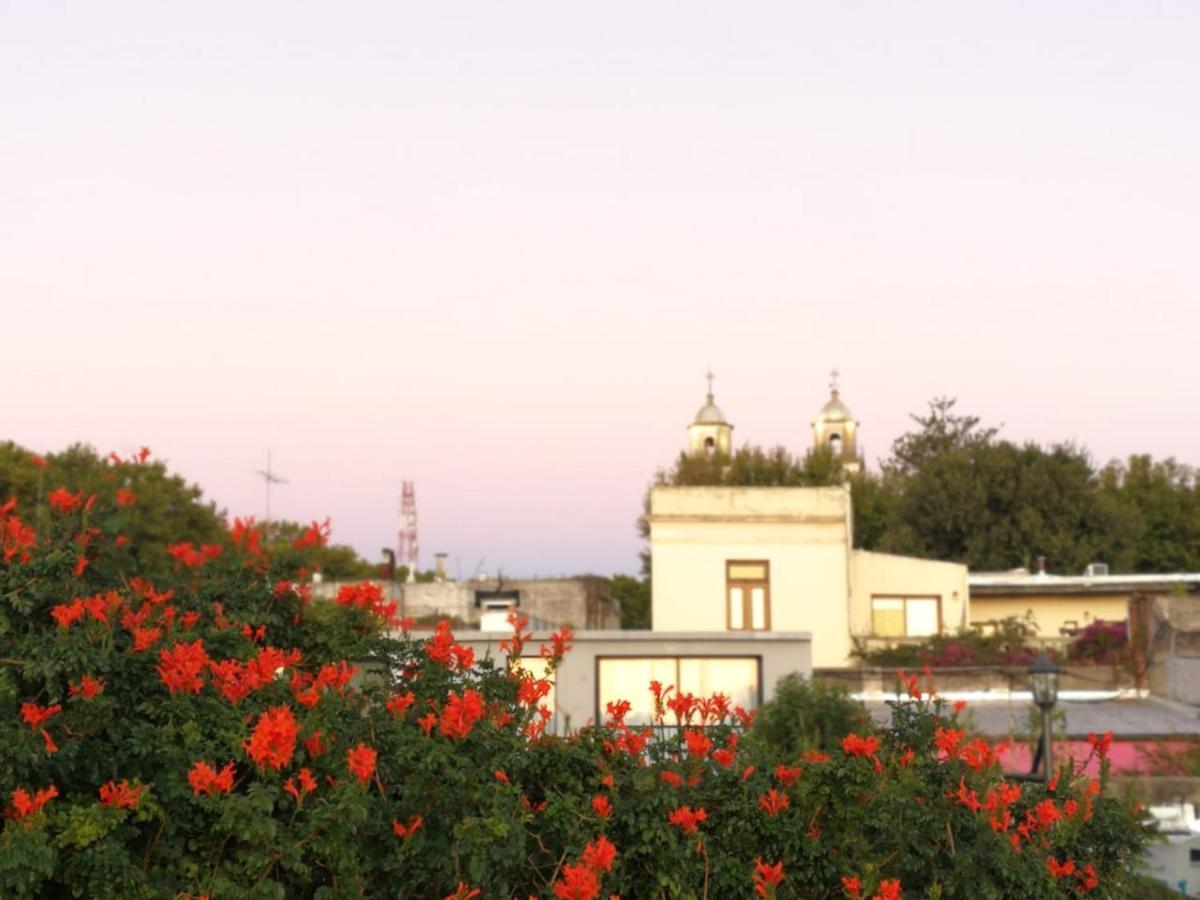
610,574,650,629
0,441,226,584
262,520,379,580
1098,455,1200,572
875,404,1133,572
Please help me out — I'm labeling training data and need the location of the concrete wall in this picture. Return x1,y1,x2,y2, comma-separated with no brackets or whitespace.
970,593,1128,637
314,576,620,630
457,630,812,734
850,550,969,637
649,485,852,667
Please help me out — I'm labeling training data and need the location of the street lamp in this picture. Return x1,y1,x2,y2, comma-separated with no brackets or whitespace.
1029,653,1061,784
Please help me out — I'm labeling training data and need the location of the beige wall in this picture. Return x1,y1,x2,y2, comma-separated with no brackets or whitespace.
650,486,854,667
850,550,970,637
649,485,970,667
969,593,1128,637
457,630,812,734
314,577,620,630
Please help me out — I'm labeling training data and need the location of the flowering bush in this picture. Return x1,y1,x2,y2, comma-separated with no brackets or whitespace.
854,616,1051,668
0,461,1153,897
1067,620,1129,667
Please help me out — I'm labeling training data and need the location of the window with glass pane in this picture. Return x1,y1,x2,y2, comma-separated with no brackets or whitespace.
598,657,760,726
597,658,678,726
871,595,941,637
726,560,770,631
905,598,939,636
871,598,905,636
679,658,759,711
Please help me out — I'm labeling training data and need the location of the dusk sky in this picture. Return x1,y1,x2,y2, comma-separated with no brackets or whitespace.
3,3,1198,578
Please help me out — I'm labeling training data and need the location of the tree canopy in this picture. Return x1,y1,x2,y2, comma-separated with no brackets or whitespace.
638,399,1200,576
869,399,1200,574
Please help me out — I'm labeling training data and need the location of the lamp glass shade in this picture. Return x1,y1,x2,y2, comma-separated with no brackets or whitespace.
1029,654,1061,709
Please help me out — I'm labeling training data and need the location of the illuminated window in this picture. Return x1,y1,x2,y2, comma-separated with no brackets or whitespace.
597,657,760,726
871,596,941,637
727,560,769,631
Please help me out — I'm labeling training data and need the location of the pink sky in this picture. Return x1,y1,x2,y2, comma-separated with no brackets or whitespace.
3,3,1198,576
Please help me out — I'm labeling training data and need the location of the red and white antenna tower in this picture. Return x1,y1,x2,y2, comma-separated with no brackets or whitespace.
398,481,418,583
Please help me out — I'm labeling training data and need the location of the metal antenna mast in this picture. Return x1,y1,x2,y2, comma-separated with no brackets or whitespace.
398,481,418,583
255,449,288,522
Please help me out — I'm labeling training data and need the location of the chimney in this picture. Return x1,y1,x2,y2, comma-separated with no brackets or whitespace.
434,553,448,583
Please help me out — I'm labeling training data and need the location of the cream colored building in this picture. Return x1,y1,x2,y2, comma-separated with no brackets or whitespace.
969,569,1200,639
649,485,968,667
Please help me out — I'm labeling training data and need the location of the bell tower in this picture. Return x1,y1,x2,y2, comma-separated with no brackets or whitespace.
688,370,733,458
812,369,861,474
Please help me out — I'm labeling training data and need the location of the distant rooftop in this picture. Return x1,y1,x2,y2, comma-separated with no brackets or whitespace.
970,569,1200,595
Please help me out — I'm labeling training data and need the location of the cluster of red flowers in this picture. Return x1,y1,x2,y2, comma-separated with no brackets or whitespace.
758,788,790,816
439,689,485,739
68,673,106,699
20,701,61,753
1047,856,1099,891
292,518,330,550
1088,730,1113,760
229,517,264,560
7,785,58,820
245,705,300,770
157,639,211,694
392,814,423,839
553,835,617,900
47,487,87,513
753,858,784,897
841,733,879,758
98,780,145,810
498,611,533,656
50,591,120,629
1,498,36,563
933,725,996,772
283,768,318,804
165,541,223,568
346,743,377,784
842,875,902,899
386,690,416,717
187,761,235,797
209,645,302,704
683,728,712,759
667,804,708,835
335,582,402,627
425,620,476,670
290,659,356,707
540,626,573,663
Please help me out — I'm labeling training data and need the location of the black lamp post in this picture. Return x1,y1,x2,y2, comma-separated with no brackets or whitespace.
1029,653,1061,783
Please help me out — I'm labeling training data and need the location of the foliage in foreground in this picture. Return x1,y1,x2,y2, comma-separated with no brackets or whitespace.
1,460,1153,897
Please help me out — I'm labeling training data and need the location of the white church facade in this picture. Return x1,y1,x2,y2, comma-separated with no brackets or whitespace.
650,375,968,668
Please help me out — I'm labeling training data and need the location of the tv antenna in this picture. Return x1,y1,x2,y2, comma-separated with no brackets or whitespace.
255,449,288,522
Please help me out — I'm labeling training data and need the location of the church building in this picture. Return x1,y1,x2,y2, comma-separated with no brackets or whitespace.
656,374,967,668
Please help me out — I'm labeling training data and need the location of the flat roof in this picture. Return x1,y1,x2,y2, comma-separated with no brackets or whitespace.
969,572,1200,595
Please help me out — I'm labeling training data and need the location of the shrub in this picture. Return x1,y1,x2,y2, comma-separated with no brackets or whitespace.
749,673,869,758
854,616,1052,669
0,479,1153,897
1067,620,1129,666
